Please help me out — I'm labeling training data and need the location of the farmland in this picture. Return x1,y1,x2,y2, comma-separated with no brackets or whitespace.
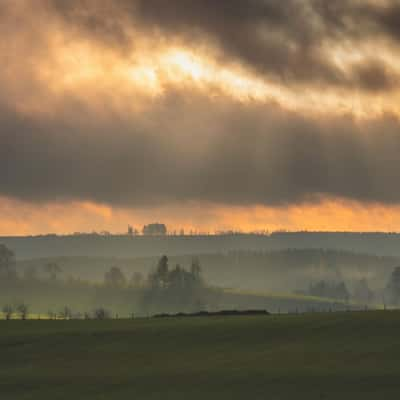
1,311,399,399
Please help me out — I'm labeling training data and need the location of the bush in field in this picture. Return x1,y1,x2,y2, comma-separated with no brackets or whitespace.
84,312,91,320
93,308,111,320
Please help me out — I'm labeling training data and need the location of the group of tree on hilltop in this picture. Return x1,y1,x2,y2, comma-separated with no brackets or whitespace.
148,255,202,290
141,255,207,314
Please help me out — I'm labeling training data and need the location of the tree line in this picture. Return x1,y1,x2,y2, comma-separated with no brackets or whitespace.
1,243,210,318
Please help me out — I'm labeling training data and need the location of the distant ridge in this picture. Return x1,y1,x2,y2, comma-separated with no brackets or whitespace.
2,231,400,258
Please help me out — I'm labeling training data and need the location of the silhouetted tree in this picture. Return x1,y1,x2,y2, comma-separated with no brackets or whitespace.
2,304,13,320
128,225,133,236
169,264,185,289
48,310,57,320
353,279,373,304
60,306,72,319
191,257,203,285
387,266,400,304
0,244,17,279
142,255,207,314
149,255,169,288
104,266,126,288
44,262,62,281
16,303,29,320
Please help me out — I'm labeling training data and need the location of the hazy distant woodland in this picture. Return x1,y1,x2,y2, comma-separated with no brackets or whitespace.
15,247,396,292
2,234,400,317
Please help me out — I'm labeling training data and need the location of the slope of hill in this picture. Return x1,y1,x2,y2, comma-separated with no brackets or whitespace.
3,232,400,259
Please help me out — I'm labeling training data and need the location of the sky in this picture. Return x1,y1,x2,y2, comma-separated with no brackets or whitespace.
1,0,400,235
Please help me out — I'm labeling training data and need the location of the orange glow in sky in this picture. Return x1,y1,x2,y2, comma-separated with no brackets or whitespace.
1,197,400,236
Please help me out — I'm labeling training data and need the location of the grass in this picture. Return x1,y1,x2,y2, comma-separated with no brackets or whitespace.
1,311,400,399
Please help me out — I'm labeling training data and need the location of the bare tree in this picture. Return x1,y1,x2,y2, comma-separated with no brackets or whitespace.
47,310,57,320
84,312,91,320
59,306,72,320
16,303,29,320
2,304,13,320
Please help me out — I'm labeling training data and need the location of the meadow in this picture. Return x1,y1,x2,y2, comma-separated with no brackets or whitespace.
1,311,399,399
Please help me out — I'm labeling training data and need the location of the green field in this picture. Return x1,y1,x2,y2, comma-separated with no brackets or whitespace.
1,312,400,399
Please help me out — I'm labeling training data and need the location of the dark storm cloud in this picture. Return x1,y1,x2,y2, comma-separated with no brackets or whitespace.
1,91,400,207
50,0,400,92
1,0,400,209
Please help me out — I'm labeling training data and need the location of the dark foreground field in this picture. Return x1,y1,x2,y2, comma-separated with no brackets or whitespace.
1,312,400,399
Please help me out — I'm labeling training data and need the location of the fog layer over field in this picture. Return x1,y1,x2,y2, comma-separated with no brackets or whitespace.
2,233,400,317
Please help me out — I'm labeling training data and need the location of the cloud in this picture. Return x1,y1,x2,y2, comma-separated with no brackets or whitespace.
0,0,400,212
50,0,400,92
1,88,400,207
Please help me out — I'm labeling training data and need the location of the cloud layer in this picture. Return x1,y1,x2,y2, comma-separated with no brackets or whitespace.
1,0,400,215
53,0,400,91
